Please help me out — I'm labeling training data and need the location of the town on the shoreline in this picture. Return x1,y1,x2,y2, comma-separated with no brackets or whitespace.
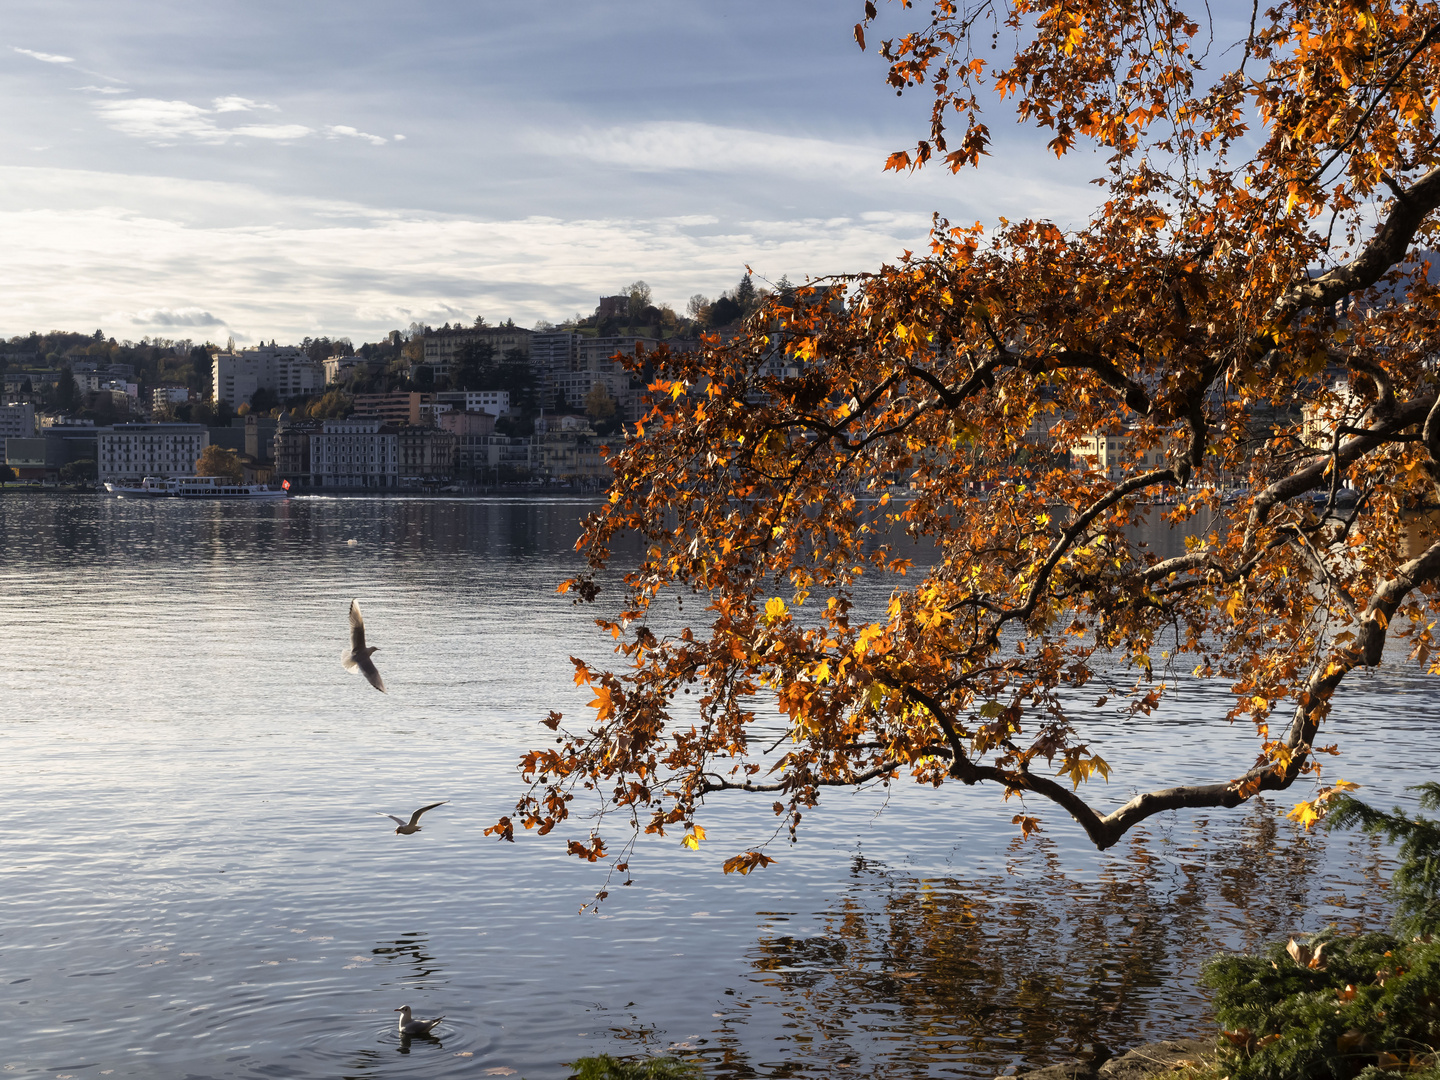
0,279,797,491
1,274,1342,496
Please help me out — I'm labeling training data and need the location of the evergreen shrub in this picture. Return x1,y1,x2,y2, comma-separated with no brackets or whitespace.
1201,783,1440,1080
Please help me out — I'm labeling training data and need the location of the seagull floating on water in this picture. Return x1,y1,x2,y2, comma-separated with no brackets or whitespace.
342,599,385,693
395,1005,444,1037
380,801,448,834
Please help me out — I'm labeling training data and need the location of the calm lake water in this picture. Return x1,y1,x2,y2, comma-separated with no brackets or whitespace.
0,493,1435,1079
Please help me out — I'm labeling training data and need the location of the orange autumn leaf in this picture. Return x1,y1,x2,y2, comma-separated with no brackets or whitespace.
492,0,1440,898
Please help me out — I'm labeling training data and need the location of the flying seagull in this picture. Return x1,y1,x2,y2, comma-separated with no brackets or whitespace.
380,801,449,834
342,599,385,693
395,1005,444,1037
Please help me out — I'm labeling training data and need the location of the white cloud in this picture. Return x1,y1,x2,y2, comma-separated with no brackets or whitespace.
566,121,882,178
0,166,937,342
326,124,386,146
14,46,75,64
130,307,225,327
232,123,312,140
393,134,406,141
93,98,311,144
75,84,126,94
212,96,278,113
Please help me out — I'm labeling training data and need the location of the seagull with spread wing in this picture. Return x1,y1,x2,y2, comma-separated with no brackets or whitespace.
342,599,385,693
380,801,449,835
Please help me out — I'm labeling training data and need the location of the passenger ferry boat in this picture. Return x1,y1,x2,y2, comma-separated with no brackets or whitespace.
105,476,289,499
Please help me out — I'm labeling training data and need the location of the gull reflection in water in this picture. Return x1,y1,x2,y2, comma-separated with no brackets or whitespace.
397,1029,445,1055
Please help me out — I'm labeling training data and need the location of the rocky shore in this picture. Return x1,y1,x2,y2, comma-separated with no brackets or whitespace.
1005,1039,1216,1080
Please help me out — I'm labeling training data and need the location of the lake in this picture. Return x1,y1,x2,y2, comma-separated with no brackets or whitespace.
0,493,1434,1079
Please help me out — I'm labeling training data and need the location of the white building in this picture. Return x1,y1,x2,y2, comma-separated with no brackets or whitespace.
96,423,209,483
436,390,511,416
0,402,36,440
212,346,324,408
309,417,398,489
152,386,191,412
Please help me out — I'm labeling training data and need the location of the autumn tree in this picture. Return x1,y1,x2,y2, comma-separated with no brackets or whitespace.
495,0,1440,879
195,445,242,482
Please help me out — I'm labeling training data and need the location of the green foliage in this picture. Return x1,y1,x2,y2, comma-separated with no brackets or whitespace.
566,1054,701,1080
59,459,96,485
1327,785,1440,940
1202,931,1440,1080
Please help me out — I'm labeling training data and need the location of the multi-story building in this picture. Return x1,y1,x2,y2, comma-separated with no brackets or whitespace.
550,336,657,420
4,425,98,482
536,428,613,483
420,325,533,380
96,423,209,483
152,386,191,413
435,390,510,416
0,402,36,440
211,345,324,408
396,424,456,485
531,332,580,404
322,356,386,385
352,391,433,426
1070,428,1177,482
2,370,64,398
273,418,321,488
309,417,398,489
439,412,497,480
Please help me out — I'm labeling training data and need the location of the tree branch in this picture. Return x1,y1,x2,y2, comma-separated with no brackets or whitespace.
1269,166,1440,322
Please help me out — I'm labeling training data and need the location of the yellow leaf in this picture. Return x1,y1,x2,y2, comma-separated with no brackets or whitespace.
682,824,706,850
764,597,789,622
589,685,616,722
1288,800,1321,829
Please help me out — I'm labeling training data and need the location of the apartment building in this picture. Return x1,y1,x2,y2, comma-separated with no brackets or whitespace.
152,386,192,413
396,424,457,485
211,345,324,408
421,325,533,379
309,417,398,489
352,391,434,426
273,419,321,488
530,331,579,403
0,402,36,440
435,390,510,416
96,423,209,483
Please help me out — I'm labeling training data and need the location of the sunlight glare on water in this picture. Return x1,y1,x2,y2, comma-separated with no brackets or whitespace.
0,493,1435,1079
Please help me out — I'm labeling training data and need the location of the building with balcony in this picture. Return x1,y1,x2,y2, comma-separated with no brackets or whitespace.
435,390,510,416
152,385,192,413
212,345,324,408
396,424,456,485
1,402,36,440
273,418,321,488
420,325,533,379
96,423,209,483
309,417,398,489
352,391,434,426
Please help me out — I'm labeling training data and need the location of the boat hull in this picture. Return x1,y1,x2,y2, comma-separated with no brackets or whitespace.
104,477,289,499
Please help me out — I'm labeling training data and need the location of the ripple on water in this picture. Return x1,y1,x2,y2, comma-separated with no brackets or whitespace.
0,493,1434,1079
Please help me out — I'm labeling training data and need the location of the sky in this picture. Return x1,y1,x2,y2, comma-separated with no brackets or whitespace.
0,0,1108,346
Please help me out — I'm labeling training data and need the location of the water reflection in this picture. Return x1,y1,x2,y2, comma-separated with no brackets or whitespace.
396,1029,445,1056
374,932,445,986
0,493,1426,1080
705,802,1390,1079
